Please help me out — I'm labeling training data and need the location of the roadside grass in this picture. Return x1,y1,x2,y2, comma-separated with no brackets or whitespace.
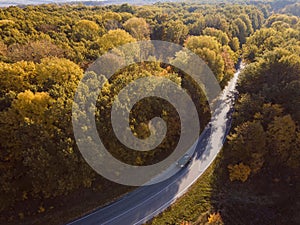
147,157,218,225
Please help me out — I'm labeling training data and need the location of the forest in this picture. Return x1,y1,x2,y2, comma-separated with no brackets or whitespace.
0,1,299,225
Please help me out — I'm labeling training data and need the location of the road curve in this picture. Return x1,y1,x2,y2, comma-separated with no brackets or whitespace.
67,65,243,225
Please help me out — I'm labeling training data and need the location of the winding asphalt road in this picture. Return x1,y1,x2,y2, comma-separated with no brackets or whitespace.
67,65,243,225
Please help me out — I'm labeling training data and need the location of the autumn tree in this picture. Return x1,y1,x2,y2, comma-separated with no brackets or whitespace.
267,115,299,168
208,212,223,224
203,27,229,46
96,29,136,53
229,37,240,52
7,40,65,63
163,20,188,44
102,11,122,31
72,20,101,42
228,163,251,182
189,17,206,36
35,57,83,91
231,18,247,44
123,17,150,40
228,120,266,173
0,61,36,95
185,35,225,82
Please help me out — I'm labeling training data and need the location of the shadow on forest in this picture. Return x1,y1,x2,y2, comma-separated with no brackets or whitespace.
209,129,299,225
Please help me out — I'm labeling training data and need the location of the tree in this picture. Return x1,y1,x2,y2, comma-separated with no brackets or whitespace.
233,93,263,126
204,14,228,32
281,2,300,17
283,80,300,123
180,221,192,225
208,212,223,224
239,14,254,37
242,44,259,62
254,103,283,130
221,45,237,80
163,20,188,44
102,12,122,31
228,163,251,182
288,132,300,169
36,57,83,89
229,37,240,52
102,11,122,22
115,3,135,14
185,35,225,82
203,27,229,46
231,18,247,44
227,120,266,172
72,20,101,42
96,29,136,53
247,8,264,31
189,17,206,35
123,17,150,40
185,35,221,53
0,41,7,60
265,14,299,29
91,62,184,165
0,61,36,95
7,40,65,63
267,115,297,167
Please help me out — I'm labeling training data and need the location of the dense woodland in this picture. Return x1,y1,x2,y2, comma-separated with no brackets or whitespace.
216,10,300,224
0,1,299,224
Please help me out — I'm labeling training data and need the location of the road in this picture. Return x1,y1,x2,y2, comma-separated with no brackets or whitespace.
67,64,243,225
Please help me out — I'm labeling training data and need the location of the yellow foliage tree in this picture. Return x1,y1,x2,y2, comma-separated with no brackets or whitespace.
185,35,225,82
180,221,192,225
0,61,36,93
267,115,296,156
208,212,223,224
36,57,83,87
97,29,136,52
123,17,150,40
102,12,122,22
72,20,100,41
228,163,251,182
12,90,54,125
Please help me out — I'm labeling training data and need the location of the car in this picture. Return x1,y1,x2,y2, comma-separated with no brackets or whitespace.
176,154,192,168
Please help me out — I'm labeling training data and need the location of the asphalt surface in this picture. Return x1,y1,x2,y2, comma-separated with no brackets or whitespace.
67,65,243,225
